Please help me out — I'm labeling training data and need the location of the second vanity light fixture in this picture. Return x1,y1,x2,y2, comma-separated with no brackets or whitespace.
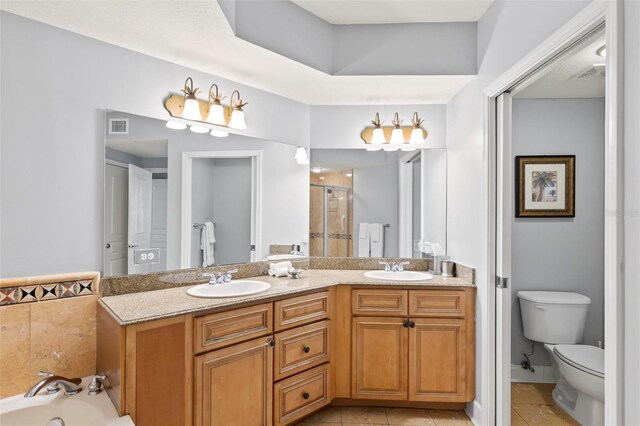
163,77,249,136
362,112,428,151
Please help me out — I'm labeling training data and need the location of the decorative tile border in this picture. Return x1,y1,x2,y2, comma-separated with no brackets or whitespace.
0,273,99,306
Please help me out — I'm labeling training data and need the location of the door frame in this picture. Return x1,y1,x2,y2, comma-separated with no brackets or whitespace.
180,150,263,268
398,150,422,257
482,2,623,425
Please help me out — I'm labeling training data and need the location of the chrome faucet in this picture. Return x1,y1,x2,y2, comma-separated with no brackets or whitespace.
203,269,238,285
379,261,410,272
88,374,108,396
25,371,82,397
290,244,304,256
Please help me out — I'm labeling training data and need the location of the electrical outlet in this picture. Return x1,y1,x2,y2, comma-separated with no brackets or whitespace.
134,248,160,265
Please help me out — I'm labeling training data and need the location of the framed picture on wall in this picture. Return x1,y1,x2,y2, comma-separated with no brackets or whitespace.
515,155,575,217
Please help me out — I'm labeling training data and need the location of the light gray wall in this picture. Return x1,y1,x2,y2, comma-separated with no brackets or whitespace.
191,158,252,267
0,12,309,278
352,155,399,257
211,158,252,265
310,105,446,149
510,98,604,366
412,157,422,257
444,0,591,411
105,147,143,167
422,149,447,253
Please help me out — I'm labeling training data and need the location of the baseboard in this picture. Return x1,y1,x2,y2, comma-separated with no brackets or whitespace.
465,400,482,426
510,364,556,383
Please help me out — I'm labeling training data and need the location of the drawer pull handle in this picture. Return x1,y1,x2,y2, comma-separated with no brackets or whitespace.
302,392,310,400
303,345,310,353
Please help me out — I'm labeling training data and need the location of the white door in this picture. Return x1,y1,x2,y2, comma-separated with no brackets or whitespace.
496,92,512,425
128,164,153,275
104,164,128,276
150,179,168,273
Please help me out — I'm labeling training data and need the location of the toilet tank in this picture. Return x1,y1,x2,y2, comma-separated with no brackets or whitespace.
518,291,591,344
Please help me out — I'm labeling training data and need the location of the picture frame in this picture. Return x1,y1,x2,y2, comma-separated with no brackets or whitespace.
515,155,575,217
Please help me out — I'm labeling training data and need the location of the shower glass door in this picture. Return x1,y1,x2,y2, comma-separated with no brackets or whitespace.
309,184,352,257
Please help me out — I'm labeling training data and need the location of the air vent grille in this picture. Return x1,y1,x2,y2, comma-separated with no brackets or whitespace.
571,65,606,80
109,118,129,135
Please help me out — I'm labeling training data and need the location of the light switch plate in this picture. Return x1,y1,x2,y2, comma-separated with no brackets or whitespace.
133,248,160,265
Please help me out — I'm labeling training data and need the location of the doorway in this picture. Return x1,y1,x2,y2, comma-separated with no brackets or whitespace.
180,150,262,268
484,3,622,425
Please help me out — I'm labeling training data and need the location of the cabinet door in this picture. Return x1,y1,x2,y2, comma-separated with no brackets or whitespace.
195,336,273,426
409,318,468,402
352,317,408,400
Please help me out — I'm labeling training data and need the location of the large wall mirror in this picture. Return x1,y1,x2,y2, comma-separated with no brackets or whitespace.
103,111,309,277
309,148,447,259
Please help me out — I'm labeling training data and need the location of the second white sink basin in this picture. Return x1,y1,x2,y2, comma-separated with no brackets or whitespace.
364,270,434,281
187,280,271,298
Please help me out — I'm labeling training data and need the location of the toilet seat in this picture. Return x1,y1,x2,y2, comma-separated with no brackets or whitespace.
553,345,604,379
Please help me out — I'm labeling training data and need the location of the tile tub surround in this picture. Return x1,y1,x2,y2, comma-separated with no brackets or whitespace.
100,268,475,326
0,272,100,398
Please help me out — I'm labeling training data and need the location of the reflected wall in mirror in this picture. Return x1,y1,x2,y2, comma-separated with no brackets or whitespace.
104,111,309,277
309,149,446,259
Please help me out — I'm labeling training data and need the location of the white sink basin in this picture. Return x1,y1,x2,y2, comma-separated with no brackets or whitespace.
187,280,271,298
364,270,434,281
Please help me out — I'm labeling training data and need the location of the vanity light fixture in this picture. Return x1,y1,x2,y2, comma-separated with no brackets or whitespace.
295,147,309,164
228,90,248,130
190,125,209,134
164,77,249,131
181,77,203,121
206,84,226,126
361,112,428,150
311,167,324,174
210,129,229,138
166,121,187,130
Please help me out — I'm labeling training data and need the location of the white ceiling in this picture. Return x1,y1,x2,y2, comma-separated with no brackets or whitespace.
0,1,475,105
515,35,606,99
290,0,493,24
106,139,168,158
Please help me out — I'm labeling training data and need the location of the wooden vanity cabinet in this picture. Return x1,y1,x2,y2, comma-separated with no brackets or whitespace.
349,288,475,403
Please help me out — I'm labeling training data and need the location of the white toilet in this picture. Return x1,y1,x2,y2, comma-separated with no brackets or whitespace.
518,291,604,426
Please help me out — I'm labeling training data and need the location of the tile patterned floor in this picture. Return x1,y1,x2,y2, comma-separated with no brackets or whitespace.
511,383,580,425
295,406,472,426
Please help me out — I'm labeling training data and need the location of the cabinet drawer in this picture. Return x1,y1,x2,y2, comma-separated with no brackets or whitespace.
409,290,466,318
273,364,330,426
275,291,330,331
352,289,408,316
194,303,273,353
274,320,331,381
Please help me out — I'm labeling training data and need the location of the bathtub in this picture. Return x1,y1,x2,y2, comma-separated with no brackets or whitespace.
0,376,134,426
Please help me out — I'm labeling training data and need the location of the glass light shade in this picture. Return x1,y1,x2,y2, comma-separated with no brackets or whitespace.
383,146,399,152
228,109,246,129
294,147,309,165
401,145,417,152
366,145,383,151
371,127,386,145
166,121,187,130
409,128,425,144
210,129,229,137
206,103,226,125
390,128,405,146
182,98,202,121
190,125,209,134
311,167,324,174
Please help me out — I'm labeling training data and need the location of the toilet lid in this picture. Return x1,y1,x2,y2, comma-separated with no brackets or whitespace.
554,345,604,378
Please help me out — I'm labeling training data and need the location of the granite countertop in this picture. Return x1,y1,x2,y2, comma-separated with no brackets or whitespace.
99,269,475,326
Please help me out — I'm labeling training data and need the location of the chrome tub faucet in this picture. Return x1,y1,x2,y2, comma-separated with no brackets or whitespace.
24,371,82,397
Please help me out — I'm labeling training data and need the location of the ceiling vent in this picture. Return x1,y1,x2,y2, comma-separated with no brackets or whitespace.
570,64,606,80
109,118,129,135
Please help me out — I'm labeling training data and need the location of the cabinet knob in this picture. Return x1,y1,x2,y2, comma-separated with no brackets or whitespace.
303,345,310,353
269,340,276,347
402,320,409,328
302,392,310,400
409,321,416,328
